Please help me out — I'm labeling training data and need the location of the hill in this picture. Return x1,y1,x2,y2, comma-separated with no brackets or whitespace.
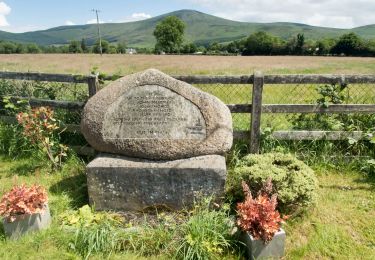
0,10,374,47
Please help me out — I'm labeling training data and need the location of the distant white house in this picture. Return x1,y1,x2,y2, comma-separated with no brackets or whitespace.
126,48,137,55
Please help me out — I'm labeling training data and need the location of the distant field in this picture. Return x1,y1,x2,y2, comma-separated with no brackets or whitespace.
1,54,374,131
1,54,375,75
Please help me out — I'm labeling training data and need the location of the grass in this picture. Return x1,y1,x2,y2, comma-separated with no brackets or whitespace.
285,170,375,259
0,156,374,259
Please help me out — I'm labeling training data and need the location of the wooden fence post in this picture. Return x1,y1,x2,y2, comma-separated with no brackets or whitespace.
87,74,99,97
249,71,264,154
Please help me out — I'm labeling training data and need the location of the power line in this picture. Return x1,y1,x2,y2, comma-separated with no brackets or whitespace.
91,9,102,55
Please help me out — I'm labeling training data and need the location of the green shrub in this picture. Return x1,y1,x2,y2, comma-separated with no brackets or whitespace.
227,153,318,215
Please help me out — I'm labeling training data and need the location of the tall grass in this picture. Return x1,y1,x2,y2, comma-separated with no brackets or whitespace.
119,223,176,257
174,199,237,260
70,222,120,260
0,122,33,158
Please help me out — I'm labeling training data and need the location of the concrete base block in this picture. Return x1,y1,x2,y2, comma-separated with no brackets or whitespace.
86,154,227,211
2,204,51,240
241,229,286,260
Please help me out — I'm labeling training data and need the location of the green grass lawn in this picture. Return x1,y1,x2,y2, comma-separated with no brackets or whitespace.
0,156,374,259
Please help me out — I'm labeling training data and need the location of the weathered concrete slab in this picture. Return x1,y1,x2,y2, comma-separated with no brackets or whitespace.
81,69,233,160
86,154,227,211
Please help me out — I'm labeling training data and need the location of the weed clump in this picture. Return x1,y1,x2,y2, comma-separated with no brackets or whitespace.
174,199,236,260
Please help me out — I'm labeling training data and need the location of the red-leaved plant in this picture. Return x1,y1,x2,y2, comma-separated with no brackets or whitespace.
16,106,68,170
0,184,48,223
237,179,287,243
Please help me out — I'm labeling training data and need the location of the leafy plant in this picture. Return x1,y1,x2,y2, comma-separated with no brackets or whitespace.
1,97,30,116
59,205,123,228
290,83,347,131
16,106,68,169
361,159,375,175
237,180,287,243
0,184,48,222
227,153,318,215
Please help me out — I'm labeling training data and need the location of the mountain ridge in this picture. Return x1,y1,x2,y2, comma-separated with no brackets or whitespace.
0,9,374,47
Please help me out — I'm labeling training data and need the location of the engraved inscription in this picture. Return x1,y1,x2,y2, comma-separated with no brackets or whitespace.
103,85,207,140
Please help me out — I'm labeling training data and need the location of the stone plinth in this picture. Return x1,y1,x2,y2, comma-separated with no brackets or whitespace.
86,154,226,211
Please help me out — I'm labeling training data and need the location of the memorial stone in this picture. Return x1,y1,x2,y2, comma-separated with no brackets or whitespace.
82,69,233,211
81,69,233,160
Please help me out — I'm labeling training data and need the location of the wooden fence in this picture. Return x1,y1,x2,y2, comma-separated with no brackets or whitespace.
1,71,375,155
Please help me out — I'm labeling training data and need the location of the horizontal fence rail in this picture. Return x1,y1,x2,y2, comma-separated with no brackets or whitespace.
1,71,375,154
0,71,91,83
76,73,375,85
0,96,85,110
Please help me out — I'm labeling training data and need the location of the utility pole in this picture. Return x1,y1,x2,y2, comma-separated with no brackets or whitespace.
92,9,102,55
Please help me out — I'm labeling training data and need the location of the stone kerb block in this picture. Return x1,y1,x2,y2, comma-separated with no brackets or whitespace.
87,154,227,211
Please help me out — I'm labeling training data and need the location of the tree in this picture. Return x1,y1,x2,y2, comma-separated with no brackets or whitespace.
331,33,363,56
116,41,127,54
108,45,118,54
153,16,186,53
15,43,26,54
93,39,109,54
181,43,197,54
295,33,305,55
226,41,241,54
315,38,336,55
81,38,88,53
26,43,41,53
242,31,279,55
364,39,375,56
68,41,82,53
0,41,17,54
286,33,306,55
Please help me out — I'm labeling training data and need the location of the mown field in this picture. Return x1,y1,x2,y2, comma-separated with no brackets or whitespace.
1,54,375,75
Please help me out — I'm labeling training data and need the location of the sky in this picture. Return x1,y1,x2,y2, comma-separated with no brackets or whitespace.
0,0,374,33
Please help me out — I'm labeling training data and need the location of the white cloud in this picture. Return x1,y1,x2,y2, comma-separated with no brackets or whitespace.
86,19,105,24
86,12,152,24
186,0,375,28
131,13,152,20
0,1,11,27
65,20,76,26
118,12,152,23
2,25,47,33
